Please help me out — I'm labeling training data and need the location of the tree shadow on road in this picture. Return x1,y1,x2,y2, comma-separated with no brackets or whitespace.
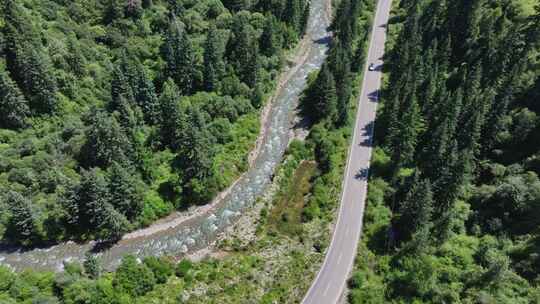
367,90,380,102
354,167,370,180
359,121,375,147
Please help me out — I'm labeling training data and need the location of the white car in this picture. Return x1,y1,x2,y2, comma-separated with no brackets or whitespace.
368,63,376,71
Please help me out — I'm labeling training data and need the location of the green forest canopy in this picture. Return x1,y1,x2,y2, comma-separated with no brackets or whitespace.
349,0,540,303
0,0,311,246
0,0,378,302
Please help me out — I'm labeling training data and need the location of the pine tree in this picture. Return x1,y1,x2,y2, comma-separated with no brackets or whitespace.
525,4,540,50
142,0,153,9
283,0,302,33
104,0,125,24
420,88,462,180
98,203,130,241
5,191,40,245
157,79,183,148
75,169,111,231
176,106,215,180
113,53,157,124
3,0,40,65
203,26,225,92
389,92,423,175
260,15,281,57
66,35,87,77
80,109,133,168
109,65,135,112
175,106,216,204
108,162,144,221
304,64,338,123
133,63,158,124
482,87,513,154
228,22,259,88
161,18,196,95
300,1,310,36
113,93,141,131
222,0,250,12
332,0,353,45
17,48,58,114
315,135,335,173
63,168,130,240
3,0,58,116
328,41,353,126
395,174,434,245
0,71,29,129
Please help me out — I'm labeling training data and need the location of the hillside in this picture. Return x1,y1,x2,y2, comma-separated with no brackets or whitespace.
0,0,309,246
349,0,540,303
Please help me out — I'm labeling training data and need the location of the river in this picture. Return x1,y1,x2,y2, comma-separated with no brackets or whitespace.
0,0,331,272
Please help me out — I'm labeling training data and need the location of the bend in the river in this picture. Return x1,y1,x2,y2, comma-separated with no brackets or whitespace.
0,0,332,272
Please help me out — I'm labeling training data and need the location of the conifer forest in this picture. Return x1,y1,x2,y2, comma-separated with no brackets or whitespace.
349,0,540,303
0,0,539,303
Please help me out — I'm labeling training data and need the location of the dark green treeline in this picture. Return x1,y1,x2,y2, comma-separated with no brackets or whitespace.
349,0,540,303
0,0,311,246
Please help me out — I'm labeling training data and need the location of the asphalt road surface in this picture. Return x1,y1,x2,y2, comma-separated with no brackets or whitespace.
301,0,392,303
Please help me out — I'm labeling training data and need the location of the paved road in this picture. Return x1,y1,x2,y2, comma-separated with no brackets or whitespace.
301,0,392,303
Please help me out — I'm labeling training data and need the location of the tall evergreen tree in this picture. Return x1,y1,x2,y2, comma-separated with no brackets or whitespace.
83,253,101,279
108,162,144,221
109,65,135,112
176,106,215,180
300,0,310,35
125,0,143,19
203,26,225,92
420,88,462,180
389,92,423,175
228,22,259,88
260,15,281,57
98,203,130,241
0,71,29,129
328,40,353,126
395,174,434,244
283,0,303,32
304,64,338,123
332,0,353,45
113,93,141,132
66,35,87,77
222,0,251,12
161,18,197,95
133,63,158,124
104,0,125,24
157,79,183,148
5,191,40,245
80,109,133,168
63,169,110,232
175,106,216,204
3,0,57,114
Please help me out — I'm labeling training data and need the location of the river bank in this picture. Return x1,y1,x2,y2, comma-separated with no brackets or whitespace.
0,0,333,272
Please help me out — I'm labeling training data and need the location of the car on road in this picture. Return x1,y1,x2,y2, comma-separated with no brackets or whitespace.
368,63,375,71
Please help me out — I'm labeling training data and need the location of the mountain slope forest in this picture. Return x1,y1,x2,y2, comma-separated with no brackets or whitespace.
349,0,540,303
0,0,378,303
0,0,311,246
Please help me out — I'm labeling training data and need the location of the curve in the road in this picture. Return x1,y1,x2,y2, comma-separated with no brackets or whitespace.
301,0,393,303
